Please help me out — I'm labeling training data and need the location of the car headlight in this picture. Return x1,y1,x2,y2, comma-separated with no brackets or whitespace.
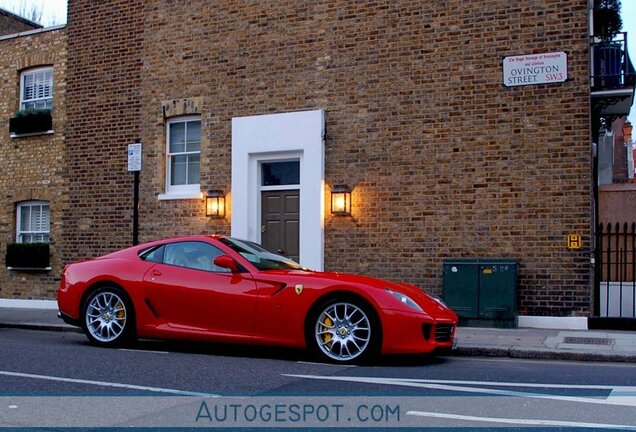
430,294,449,309
385,288,423,312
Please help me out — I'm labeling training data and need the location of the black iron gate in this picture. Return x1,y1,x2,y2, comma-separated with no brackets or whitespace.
595,223,636,318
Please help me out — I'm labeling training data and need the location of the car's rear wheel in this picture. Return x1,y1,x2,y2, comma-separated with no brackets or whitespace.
309,298,379,363
82,286,135,346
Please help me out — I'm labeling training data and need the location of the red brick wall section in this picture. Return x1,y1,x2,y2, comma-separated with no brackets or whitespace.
65,0,592,316
599,184,636,224
610,117,629,183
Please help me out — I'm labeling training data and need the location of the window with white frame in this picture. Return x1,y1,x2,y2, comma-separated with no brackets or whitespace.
20,67,54,110
166,117,201,195
16,201,50,243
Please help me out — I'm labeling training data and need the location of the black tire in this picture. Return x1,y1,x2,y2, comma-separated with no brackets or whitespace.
81,285,136,347
306,296,381,364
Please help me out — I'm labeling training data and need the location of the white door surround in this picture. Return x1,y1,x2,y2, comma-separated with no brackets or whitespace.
231,109,325,270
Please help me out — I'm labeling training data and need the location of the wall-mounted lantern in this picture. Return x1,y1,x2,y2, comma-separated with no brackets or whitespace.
206,190,226,218
331,185,351,216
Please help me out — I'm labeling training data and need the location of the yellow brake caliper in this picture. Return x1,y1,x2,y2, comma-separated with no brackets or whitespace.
116,302,125,319
322,316,334,347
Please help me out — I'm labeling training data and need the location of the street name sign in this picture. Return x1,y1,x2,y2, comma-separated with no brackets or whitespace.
503,52,567,87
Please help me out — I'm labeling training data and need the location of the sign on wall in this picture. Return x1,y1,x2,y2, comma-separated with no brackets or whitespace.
127,143,142,172
503,52,567,87
567,233,583,250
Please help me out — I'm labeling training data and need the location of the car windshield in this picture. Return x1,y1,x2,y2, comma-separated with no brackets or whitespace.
219,237,304,271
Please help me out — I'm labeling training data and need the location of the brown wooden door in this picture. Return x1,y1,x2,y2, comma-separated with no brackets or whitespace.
261,190,300,262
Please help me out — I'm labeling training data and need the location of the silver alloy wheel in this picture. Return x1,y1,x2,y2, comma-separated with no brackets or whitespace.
85,291,127,343
315,302,371,361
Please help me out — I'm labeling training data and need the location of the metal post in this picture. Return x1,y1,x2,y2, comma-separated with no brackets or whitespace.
129,138,142,246
133,169,140,246
593,142,601,316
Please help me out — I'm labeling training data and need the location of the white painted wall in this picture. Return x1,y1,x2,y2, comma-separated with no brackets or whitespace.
231,110,325,270
0,299,58,309
599,282,636,318
518,316,588,330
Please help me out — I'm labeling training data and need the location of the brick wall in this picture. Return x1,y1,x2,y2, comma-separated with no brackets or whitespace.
64,0,145,261
600,184,636,224
0,10,40,37
65,0,592,316
0,28,66,299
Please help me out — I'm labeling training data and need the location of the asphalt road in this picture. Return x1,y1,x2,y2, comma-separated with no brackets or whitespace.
1,327,636,429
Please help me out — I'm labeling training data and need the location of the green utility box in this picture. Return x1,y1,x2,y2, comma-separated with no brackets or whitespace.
443,259,518,328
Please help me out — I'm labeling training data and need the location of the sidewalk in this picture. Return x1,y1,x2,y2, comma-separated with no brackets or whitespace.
1,302,635,362
454,326,636,362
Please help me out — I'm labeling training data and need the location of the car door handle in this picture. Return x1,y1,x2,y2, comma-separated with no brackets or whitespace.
151,270,162,276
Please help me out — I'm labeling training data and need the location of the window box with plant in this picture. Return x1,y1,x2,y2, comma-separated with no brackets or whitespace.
5,242,51,271
9,108,53,137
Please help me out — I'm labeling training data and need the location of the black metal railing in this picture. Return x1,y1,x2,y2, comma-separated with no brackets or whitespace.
591,32,635,91
595,222,636,318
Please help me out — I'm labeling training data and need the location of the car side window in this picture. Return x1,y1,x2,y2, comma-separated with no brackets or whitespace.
140,245,164,263
163,241,231,273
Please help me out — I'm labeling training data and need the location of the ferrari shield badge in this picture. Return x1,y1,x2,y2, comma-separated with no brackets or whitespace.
295,284,304,295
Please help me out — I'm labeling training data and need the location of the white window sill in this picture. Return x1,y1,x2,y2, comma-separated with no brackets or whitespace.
6,266,52,272
157,191,203,201
10,130,55,139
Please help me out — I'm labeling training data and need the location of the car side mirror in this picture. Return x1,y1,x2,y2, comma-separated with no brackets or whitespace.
214,255,240,273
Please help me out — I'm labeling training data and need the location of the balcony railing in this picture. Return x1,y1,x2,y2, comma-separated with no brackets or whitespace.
591,32,635,92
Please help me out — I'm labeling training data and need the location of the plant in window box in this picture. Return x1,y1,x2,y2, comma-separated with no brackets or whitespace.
5,243,51,270
9,108,53,136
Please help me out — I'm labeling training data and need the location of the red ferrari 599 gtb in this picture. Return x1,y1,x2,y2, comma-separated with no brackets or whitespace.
58,235,457,363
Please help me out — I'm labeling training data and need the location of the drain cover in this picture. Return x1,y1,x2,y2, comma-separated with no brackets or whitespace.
563,337,613,345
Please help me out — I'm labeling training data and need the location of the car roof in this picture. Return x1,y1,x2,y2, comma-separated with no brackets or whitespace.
106,235,227,256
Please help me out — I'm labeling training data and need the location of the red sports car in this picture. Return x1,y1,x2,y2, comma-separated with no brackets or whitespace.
57,235,457,363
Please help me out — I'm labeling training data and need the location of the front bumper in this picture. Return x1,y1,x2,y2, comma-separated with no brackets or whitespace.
380,309,456,354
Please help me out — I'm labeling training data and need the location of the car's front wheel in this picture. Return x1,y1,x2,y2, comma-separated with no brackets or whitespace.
309,298,379,363
82,286,135,346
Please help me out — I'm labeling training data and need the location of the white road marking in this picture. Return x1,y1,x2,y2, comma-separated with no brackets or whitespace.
118,348,169,354
406,411,636,430
0,370,219,397
386,377,636,391
282,374,636,407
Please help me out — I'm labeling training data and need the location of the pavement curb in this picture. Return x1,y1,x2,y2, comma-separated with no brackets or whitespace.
455,346,636,363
